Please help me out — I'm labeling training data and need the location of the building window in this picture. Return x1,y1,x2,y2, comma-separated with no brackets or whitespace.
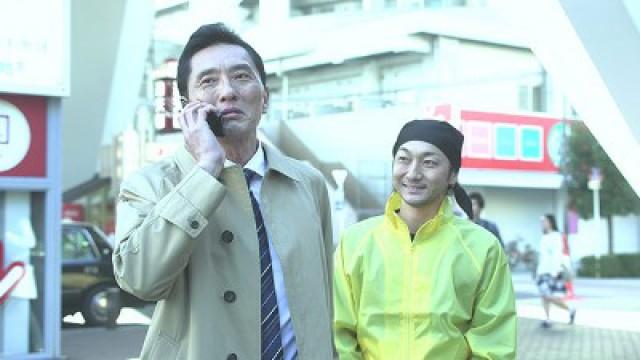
291,0,362,16
518,83,545,112
424,0,467,7
239,0,259,22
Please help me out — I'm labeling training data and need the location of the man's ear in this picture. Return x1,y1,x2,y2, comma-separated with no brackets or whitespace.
448,170,459,187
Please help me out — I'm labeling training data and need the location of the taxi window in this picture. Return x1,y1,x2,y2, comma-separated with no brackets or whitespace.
62,227,97,261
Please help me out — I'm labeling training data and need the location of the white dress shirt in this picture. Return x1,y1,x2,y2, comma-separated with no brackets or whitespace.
244,143,297,360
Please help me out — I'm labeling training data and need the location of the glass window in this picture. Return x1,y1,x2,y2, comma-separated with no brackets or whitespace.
518,83,546,112
62,227,97,261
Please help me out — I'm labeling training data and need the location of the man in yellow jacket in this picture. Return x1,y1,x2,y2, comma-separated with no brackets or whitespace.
334,119,517,359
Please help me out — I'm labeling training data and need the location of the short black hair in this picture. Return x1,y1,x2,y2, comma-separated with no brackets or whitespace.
176,23,267,101
543,214,558,231
469,192,485,209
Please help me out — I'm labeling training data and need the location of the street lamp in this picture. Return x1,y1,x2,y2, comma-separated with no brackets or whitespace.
588,167,602,277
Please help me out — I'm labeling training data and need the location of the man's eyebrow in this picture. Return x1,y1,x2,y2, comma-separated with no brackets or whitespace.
397,147,440,157
194,67,219,81
195,64,256,81
229,63,254,71
228,63,259,77
420,151,440,157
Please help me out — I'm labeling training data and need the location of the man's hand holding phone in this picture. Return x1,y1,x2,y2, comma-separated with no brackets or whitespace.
178,100,225,178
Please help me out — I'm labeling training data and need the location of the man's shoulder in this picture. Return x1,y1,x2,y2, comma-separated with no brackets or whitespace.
444,219,507,272
475,218,495,228
264,145,323,184
286,157,323,181
475,218,500,236
451,218,500,249
483,218,499,229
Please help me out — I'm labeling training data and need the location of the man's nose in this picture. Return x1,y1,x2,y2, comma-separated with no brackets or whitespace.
406,161,422,179
217,75,237,102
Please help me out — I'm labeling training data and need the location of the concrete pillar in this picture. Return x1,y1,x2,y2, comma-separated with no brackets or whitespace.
101,0,153,146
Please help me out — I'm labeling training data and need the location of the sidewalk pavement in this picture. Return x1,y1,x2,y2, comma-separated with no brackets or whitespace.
513,272,640,359
517,317,640,359
62,318,640,360
61,274,640,359
512,272,640,332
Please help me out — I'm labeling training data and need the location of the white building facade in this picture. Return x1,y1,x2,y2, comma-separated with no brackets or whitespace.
138,0,640,263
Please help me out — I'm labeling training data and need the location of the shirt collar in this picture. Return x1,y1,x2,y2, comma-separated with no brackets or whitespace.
244,142,267,178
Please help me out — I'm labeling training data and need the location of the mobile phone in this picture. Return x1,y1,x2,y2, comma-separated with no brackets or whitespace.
180,96,224,137
206,110,224,137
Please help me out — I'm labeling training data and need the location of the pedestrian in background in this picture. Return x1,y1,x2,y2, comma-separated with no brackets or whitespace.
333,119,517,359
113,23,333,359
470,192,504,248
536,214,576,328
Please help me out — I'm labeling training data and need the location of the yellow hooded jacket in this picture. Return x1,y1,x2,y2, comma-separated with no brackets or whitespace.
334,193,517,359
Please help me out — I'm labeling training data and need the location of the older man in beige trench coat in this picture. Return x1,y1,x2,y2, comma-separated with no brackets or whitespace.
113,23,333,360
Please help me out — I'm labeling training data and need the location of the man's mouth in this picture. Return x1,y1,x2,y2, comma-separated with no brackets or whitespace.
219,108,243,118
403,184,426,192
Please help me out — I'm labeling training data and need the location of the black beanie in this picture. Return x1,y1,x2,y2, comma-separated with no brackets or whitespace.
392,119,473,219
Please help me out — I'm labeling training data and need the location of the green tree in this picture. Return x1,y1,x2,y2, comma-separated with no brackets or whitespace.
563,121,640,254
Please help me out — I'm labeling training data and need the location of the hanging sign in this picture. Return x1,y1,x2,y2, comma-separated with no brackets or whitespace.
0,95,46,177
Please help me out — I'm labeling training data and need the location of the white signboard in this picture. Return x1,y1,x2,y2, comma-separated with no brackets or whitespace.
0,0,70,96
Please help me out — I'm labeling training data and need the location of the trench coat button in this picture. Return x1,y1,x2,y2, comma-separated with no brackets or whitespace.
227,354,237,360
224,290,236,303
221,230,234,243
189,220,199,230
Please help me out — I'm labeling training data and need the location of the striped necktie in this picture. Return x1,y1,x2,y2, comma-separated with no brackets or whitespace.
244,169,284,360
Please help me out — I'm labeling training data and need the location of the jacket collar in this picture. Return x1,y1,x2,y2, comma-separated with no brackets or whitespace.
384,192,453,239
262,142,301,182
174,142,301,182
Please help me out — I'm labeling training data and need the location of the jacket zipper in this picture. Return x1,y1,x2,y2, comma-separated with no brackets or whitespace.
407,241,414,358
